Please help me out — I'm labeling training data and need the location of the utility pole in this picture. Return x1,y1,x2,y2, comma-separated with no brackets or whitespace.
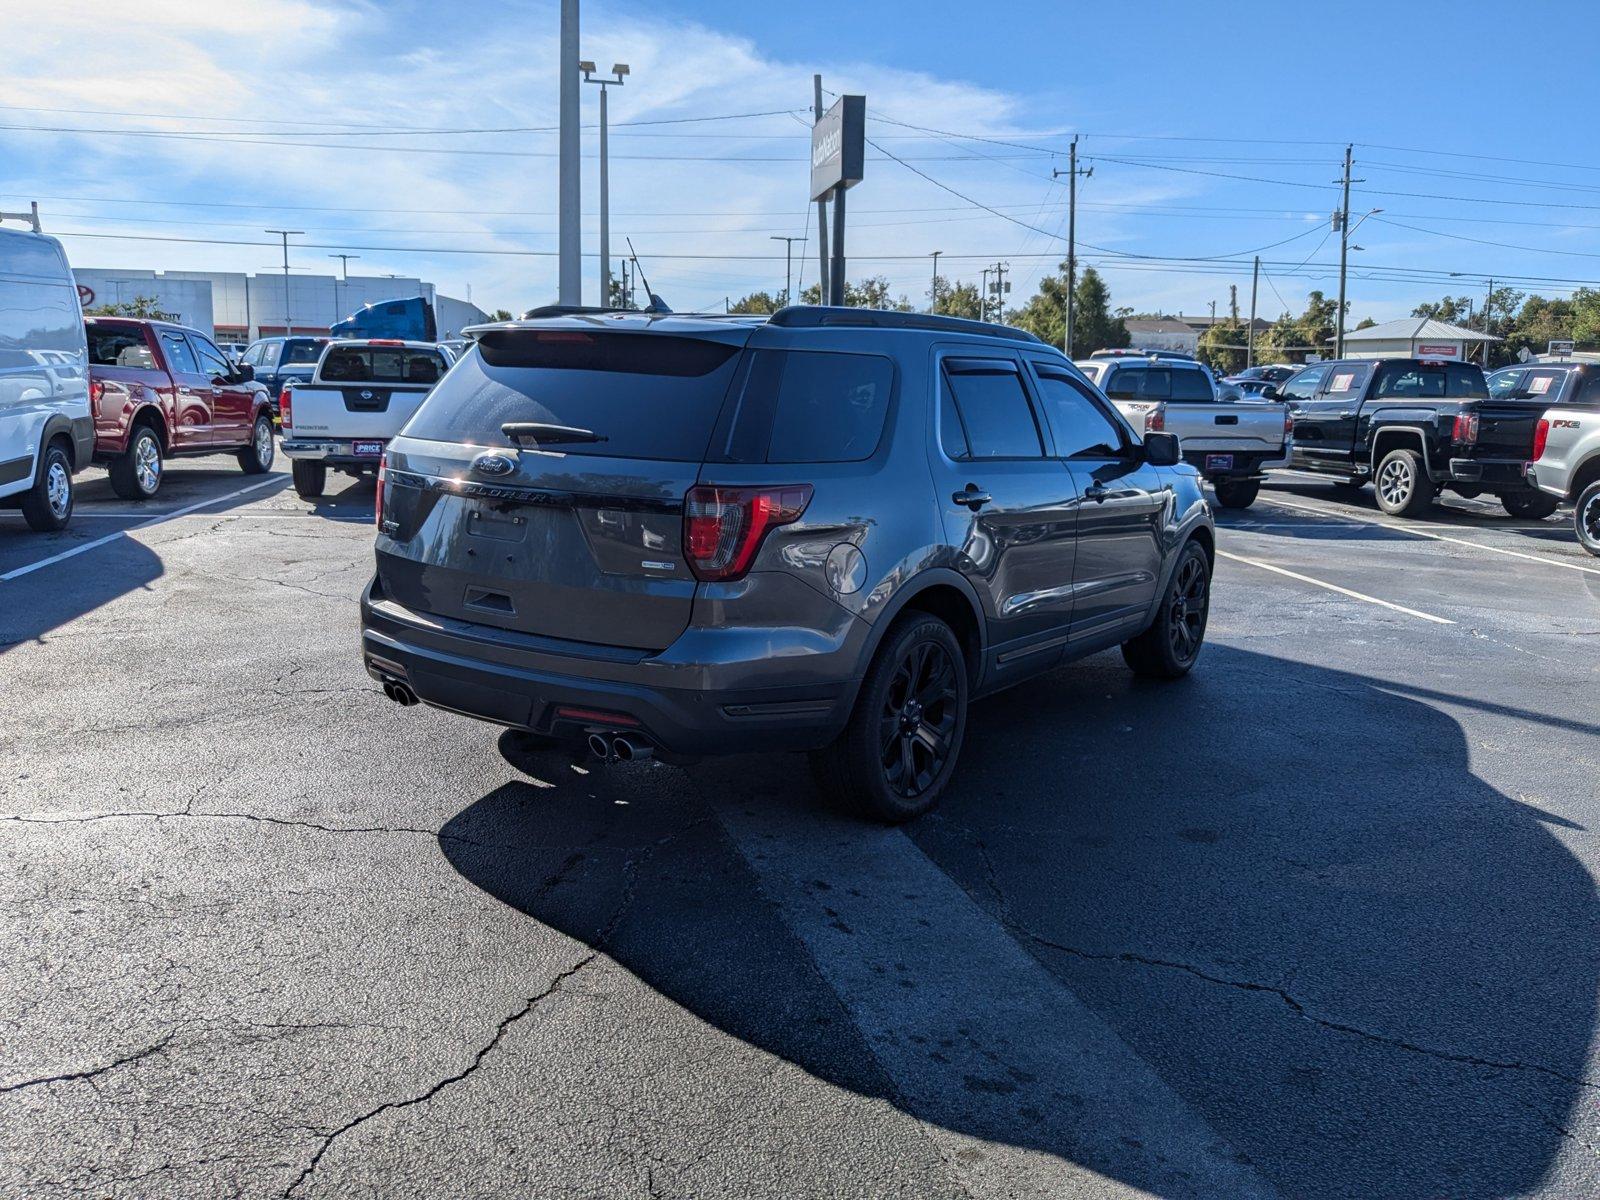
984,262,1009,323
1335,143,1353,359
770,235,801,304
1053,136,1092,356
582,61,629,308
1248,256,1259,369
1229,284,1238,323
266,230,301,334
1483,276,1496,365
1210,299,1217,326
980,268,991,321
328,253,359,322
558,0,581,305
929,250,942,312
813,75,830,304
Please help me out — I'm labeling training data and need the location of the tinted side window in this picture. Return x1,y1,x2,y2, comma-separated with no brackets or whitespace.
258,342,281,369
1488,368,1524,398
87,327,155,369
1520,368,1567,400
1170,367,1212,401
730,350,894,464
1281,366,1327,401
190,335,232,378
942,360,1042,459
1324,364,1371,398
1579,373,1600,404
161,331,200,374
1033,370,1125,458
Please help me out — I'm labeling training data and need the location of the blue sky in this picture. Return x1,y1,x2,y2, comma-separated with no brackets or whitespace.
6,0,1600,323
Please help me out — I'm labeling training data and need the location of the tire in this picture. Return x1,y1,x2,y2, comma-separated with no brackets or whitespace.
238,414,275,475
20,440,74,532
1212,478,1260,509
1576,480,1600,558
291,459,326,499
1501,490,1559,520
109,424,163,500
809,613,968,824
1373,448,1435,517
1122,539,1211,679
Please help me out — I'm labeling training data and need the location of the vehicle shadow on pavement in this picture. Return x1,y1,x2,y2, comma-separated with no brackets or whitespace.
0,537,163,657
439,645,1598,1199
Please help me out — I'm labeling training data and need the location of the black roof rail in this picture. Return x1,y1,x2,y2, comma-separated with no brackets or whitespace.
766,305,1043,344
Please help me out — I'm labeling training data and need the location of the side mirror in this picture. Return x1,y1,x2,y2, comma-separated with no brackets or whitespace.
1260,384,1280,400
1143,431,1181,467
235,362,255,382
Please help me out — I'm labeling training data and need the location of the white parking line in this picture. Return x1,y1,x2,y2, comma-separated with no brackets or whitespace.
0,476,283,583
1216,549,1455,624
1261,494,1600,577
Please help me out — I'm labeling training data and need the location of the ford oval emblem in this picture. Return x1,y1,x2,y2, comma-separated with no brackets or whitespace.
472,453,515,477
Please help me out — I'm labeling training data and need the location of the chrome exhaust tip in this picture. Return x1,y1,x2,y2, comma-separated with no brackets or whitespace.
611,734,653,762
381,680,418,707
587,733,614,761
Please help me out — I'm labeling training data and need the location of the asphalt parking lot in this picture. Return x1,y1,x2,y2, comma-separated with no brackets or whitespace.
3,457,1598,1199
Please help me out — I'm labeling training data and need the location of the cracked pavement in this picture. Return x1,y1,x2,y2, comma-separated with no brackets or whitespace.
2,461,1599,1197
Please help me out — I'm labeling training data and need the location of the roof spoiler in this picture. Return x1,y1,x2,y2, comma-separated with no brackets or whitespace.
767,305,1043,344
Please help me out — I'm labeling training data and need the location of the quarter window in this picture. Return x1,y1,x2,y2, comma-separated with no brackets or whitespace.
941,359,1043,459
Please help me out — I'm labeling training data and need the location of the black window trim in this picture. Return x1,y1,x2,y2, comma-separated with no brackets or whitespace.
937,349,1048,462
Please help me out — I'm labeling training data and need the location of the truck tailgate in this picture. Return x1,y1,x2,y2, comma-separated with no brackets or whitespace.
1128,402,1288,453
1469,401,1545,459
286,382,434,440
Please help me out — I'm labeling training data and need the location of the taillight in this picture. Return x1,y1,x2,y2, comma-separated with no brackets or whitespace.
279,388,293,428
1145,405,1165,433
1452,412,1479,445
376,451,387,530
1283,407,1294,436
683,484,812,581
89,379,105,405
1532,417,1550,461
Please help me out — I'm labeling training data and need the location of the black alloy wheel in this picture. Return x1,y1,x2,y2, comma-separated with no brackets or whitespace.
1167,551,1209,666
880,639,961,800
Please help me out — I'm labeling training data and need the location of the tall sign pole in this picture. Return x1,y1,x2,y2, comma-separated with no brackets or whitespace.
813,76,830,303
558,0,581,305
810,94,864,307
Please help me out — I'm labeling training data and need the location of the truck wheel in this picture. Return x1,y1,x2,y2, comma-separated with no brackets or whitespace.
1501,491,1559,520
1122,539,1210,679
109,425,163,500
1576,480,1600,558
809,613,968,824
291,460,327,499
1374,448,1435,517
1212,479,1260,509
237,414,275,475
20,440,74,532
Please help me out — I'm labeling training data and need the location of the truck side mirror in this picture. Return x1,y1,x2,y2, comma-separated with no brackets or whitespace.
1142,431,1181,466
1260,384,1280,400
235,363,255,382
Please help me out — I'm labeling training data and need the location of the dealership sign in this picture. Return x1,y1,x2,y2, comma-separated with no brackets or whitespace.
1416,343,1461,358
811,95,865,201
77,284,94,307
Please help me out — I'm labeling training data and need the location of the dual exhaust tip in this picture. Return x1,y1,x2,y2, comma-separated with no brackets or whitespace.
381,680,418,707
587,732,653,763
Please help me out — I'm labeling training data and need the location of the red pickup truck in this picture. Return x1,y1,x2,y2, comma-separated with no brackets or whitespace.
85,317,277,499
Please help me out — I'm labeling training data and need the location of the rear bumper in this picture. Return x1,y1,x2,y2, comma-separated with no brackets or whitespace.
1182,448,1284,479
1525,464,1570,500
359,577,864,757
283,438,386,467
1443,457,1534,489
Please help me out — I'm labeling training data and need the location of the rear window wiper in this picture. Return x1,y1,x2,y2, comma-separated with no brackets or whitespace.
501,421,608,446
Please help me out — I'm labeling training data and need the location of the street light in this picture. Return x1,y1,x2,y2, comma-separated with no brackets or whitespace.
265,230,302,334
583,60,628,308
329,253,359,323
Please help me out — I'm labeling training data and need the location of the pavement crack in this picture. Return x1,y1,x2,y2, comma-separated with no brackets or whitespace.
282,954,598,1197
1023,931,1600,1092
0,809,480,845
0,1032,175,1095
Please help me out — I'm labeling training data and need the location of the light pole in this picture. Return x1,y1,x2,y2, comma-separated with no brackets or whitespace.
329,253,359,323
769,235,801,305
266,230,302,334
929,250,942,311
582,60,628,308
559,0,581,305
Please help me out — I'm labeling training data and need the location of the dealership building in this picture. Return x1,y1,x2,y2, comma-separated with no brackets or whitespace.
71,268,490,343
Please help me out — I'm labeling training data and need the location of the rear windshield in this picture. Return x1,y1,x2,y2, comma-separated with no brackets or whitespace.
322,345,446,384
1372,362,1489,400
402,330,743,460
87,326,155,369
281,339,326,366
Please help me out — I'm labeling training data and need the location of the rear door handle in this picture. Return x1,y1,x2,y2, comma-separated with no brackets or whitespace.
952,486,991,510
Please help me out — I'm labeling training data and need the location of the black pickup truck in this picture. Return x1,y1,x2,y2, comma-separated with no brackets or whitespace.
1269,357,1558,518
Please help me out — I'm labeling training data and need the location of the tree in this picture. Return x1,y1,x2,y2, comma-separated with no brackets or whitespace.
489,308,514,322
1197,320,1249,375
1355,317,1378,330
1412,295,1474,324
728,290,783,315
85,295,174,320
798,276,912,310
1254,290,1342,363
1507,294,1578,362
929,275,983,320
1008,263,1128,355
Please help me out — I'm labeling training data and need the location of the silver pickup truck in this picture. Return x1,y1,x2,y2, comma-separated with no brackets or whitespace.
1076,353,1290,509
1528,403,1600,555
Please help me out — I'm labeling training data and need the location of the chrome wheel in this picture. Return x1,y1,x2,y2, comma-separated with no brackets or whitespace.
134,434,161,494
1378,456,1413,508
254,419,273,467
45,459,70,517
1167,553,1208,663
879,640,959,799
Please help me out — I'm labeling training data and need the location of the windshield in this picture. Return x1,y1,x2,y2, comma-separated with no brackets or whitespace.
1372,362,1489,400
281,339,326,366
402,329,745,461
322,345,446,384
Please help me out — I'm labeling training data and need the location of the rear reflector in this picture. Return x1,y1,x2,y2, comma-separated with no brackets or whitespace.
1532,417,1550,461
553,706,641,728
684,484,812,582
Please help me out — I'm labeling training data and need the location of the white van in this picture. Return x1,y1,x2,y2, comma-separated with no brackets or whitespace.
0,216,92,531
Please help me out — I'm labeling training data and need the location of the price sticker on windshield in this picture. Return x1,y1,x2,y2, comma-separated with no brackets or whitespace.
1528,376,1554,395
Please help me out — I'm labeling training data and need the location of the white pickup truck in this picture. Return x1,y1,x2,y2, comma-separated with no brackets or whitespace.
279,339,452,498
1075,352,1291,509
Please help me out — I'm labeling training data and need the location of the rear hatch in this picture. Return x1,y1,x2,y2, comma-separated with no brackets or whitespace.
376,322,752,651
291,343,448,439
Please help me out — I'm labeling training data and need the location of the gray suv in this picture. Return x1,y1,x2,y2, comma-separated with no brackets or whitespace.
360,307,1215,821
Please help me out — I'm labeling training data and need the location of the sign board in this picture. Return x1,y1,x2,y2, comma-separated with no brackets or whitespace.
811,95,865,201
1417,343,1461,359
76,284,94,307
1549,339,1575,357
